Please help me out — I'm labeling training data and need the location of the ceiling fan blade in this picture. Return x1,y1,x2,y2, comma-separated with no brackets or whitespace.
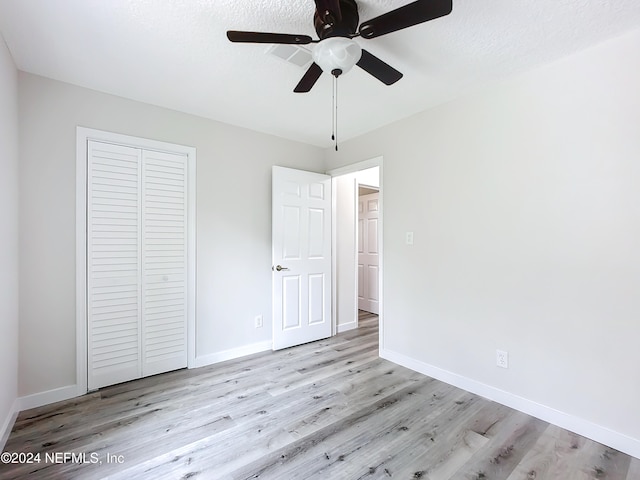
314,0,342,22
358,0,453,39
294,63,324,93
227,31,313,45
356,49,403,85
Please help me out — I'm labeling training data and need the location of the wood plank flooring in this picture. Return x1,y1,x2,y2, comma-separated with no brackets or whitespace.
2,312,638,479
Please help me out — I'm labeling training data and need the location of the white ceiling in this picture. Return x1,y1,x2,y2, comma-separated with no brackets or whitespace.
1,0,640,148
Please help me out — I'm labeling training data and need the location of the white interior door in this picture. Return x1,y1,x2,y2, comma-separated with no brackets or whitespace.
358,192,380,314
272,166,332,350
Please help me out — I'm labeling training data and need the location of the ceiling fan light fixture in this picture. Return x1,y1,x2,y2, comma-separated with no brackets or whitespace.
312,37,362,75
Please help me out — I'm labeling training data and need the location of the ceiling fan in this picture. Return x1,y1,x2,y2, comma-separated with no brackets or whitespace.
227,0,453,92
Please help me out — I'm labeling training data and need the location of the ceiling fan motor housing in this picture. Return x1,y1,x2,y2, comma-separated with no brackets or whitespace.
314,0,359,39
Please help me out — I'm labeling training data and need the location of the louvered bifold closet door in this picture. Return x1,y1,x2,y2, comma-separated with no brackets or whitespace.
87,141,188,390
141,150,188,377
88,141,142,390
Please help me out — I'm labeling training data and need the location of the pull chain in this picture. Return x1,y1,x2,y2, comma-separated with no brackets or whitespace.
334,74,338,151
331,69,342,151
331,74,336,144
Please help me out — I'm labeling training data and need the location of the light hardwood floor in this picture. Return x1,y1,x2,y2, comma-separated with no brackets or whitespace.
2,312,639,479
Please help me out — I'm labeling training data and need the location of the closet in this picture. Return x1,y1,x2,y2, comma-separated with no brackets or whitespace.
87,140,188,390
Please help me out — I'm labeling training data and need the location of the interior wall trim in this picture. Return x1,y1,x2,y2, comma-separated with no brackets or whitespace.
192,341,272,369
2,385,81,447
8,338,271,426
336,321,357,333
17,385,79,413
0,399,20,452
381,348,640,460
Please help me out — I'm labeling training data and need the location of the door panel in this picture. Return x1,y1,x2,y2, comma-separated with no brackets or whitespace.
282,206,301,259
358,266,364,298
368,265,379,302
88,141,142,390
273,166,332,350
367,218,379,253
141,149,188,377
308,209,325,257
283,275,302,330
308,273,326,324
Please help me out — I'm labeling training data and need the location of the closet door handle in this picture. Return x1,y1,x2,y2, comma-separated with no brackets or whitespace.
274,265,289,272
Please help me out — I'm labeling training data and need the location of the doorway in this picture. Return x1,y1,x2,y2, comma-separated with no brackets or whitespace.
329,158,383,338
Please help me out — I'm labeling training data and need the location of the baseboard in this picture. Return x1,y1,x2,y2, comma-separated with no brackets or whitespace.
17,342,273,410
19,385,79,412
337,321,357,333
193,341,272,369
381,348,640,459
0,398,20,452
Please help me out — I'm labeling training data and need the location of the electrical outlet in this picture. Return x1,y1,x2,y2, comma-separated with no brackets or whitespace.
406,231,414,245
496,350,509,369
254,315,263,328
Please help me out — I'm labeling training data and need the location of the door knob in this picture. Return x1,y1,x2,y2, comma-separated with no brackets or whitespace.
275,265,289,272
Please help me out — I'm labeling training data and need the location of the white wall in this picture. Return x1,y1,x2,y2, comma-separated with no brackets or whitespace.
325,28,640,456
356,167,380,189
0,34,19,447
18,73,325,398
335,174,357,332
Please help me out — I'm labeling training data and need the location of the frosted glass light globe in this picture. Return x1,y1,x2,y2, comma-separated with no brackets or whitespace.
312,37,362,75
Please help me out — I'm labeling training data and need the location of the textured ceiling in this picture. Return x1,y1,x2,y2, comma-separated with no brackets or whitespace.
1,0,640,147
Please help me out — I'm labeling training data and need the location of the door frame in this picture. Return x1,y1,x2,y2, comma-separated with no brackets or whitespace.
75,127,196,395
328,156,384,350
